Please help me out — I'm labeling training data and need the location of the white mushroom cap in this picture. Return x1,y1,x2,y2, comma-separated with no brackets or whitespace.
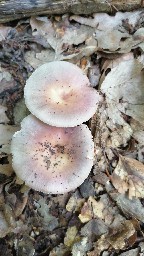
24,61,101,127
11,115,94,194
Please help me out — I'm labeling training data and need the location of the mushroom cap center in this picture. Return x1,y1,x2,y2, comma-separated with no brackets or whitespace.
49,86,73,104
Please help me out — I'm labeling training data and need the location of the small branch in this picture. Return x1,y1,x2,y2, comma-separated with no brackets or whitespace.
0,0,143,23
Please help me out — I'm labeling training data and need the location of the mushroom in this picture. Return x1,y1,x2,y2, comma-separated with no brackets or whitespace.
11,114,94,194
24,61,101,127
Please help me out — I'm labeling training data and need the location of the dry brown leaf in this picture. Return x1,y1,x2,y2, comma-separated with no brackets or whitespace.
111,155,144,199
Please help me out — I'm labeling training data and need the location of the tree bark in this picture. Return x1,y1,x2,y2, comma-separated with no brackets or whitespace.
0,0,143,23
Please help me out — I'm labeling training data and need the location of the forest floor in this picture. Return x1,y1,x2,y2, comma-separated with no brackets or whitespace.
0,9,144,256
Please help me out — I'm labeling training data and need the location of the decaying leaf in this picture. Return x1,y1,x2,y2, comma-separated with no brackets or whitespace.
66,192,85,213
0,124,19,154
14,234,35,256
49,243,70,256
138,146,144,163
95,29,133,53
78,193,125,229
139,242,144,255
13,99,29,125
0,25,12,41
30,16,95,57
78,201,93,223
27,14,98,67
30,16,54,45
52,193,69,208
0,105,9,124
25,39,97,68
111,155,144,199
107,220,137,250
119,248,139,256
88,64,101,87
0,211,10,238
24,49,55,69
88,219,137,254
87,235,110,256
0,202,17,237
0,155,13,176
106,121,133,148
36,198,59,231
72,237,92,256
100,52,134,84
101,59,144,125
130,119,144,146
64,226,80,247
78,196,104,223
80,219,108,239
70,11,144,53
70,11,142,30
106,181,144,223
79,178,95,198
0,65,15,94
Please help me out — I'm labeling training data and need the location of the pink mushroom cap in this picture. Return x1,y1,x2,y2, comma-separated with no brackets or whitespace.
24,61,101,127
11,115,94,194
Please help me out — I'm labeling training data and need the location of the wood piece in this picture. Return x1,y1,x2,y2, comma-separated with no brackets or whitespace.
0,0,143,23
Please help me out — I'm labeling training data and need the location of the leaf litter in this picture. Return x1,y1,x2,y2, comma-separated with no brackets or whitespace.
0,9,144,256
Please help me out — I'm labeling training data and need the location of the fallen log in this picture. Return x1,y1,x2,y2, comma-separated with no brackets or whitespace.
0,0,143,23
